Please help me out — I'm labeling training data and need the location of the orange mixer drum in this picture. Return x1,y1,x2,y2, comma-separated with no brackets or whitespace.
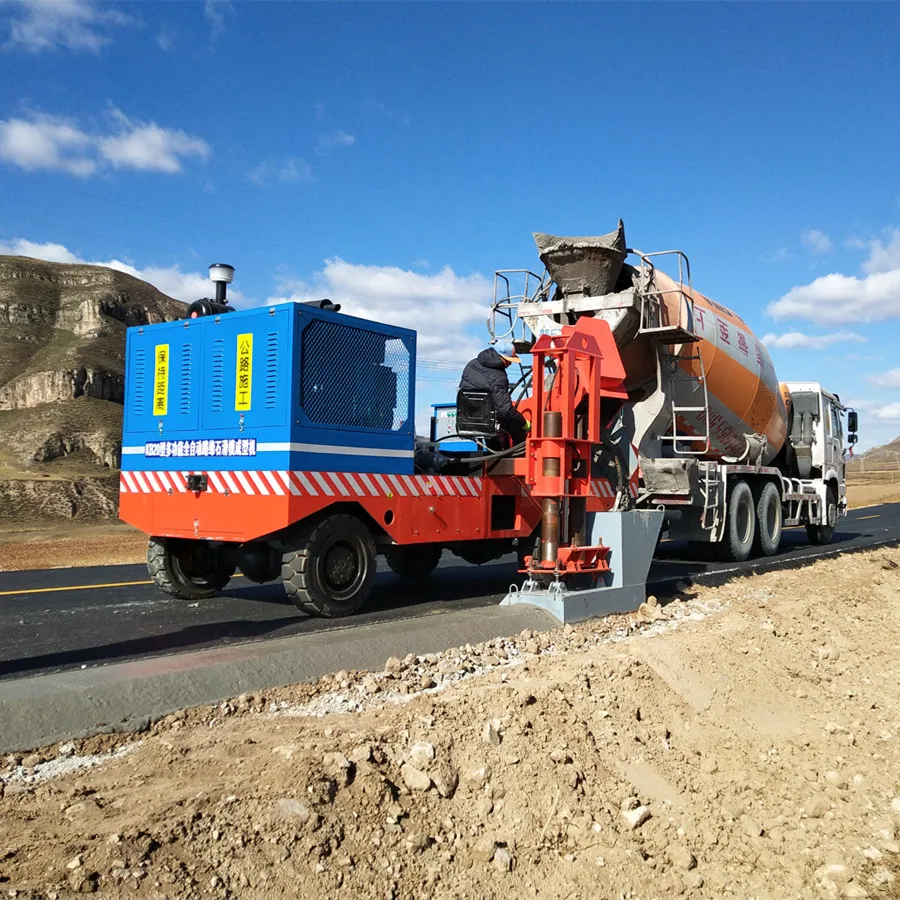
659,274,787,463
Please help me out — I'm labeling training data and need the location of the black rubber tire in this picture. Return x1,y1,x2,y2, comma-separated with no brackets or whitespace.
753,481,783,557
384,545,442,580
282,514,376,617
147,537,233,601
806,483,838,546
717,479,756,562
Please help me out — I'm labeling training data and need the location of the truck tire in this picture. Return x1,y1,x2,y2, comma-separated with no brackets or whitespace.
754,481,783,557
384,545,442,579
806,483,838,546
717,479,756,562
147,537,234,601
282,514,376,617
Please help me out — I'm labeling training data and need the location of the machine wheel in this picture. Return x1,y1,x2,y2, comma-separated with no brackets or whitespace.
384,545,442,579
753,481,783,557
147,537,234,601
806,483,838,546
282,514,376,617
717,479,756,563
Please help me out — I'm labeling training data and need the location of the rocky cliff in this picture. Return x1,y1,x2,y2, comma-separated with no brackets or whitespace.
0,256,186,524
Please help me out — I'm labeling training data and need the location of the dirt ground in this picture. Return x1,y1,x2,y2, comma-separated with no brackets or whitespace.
2,551,900,899
0,480,895,574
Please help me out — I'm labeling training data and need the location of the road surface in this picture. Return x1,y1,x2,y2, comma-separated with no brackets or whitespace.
0,503,897,683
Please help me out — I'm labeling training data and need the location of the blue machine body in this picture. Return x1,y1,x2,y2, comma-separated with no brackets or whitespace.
122,302,417,475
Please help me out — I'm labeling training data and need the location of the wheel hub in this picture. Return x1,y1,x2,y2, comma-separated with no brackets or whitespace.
323,543,359,589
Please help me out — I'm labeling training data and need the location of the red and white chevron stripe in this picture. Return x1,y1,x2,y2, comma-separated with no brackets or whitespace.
120,470,485,498
120,471,637,500
589,478,638,499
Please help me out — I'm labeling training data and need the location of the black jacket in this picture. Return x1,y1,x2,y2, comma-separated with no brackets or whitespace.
458,348,527,431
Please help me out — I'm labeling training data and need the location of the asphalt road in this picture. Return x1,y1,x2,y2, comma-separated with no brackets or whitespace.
0,503,897,683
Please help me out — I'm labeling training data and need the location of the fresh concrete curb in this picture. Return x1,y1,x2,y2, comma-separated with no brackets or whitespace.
0,604,556,754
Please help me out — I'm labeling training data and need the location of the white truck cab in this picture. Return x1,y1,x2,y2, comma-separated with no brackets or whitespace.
782,381,857,540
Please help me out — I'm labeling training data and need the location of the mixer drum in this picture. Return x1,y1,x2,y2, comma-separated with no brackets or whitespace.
658,274,787,463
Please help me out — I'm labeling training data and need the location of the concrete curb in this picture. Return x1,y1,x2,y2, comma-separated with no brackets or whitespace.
0,604,556,755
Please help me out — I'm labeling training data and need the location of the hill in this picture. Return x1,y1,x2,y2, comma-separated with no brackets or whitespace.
0,256,185,526
847,435,900,473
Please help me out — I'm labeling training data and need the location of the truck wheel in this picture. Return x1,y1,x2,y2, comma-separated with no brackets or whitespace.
806,484,838,546
282,514,376,617
754,481,783,557
384,545,442,579
147,537,234,601
717,479,756,562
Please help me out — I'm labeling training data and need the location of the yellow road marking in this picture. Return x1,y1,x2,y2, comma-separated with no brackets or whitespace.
0,579,152,597
857,514,881,520
0,574,244,598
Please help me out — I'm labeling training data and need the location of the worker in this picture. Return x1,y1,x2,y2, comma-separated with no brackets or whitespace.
458,341,530,446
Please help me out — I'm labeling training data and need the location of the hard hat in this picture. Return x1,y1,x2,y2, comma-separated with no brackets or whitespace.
494,341,521,364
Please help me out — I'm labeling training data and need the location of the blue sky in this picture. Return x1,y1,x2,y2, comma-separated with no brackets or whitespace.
1,0,900,447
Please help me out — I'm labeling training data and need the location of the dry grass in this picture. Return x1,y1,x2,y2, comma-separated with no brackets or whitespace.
0,523,147,572
846,479,900,509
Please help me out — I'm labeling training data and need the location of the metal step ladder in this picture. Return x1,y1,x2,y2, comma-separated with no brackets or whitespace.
630,249,711,456
699,463,721,531
658,346,711,455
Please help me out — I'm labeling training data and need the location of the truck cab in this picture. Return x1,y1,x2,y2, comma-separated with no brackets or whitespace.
782,381,855,521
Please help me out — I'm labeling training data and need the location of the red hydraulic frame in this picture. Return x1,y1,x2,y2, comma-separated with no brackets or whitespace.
515,316,629,579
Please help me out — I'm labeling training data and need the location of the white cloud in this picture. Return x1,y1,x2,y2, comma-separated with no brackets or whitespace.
0,237,248,305
761,331,866,350
763,247,792,264
768,226,900,325
248,157,313,186
203,0,233,40
767,268,900,325
866,368,900,390
862,228,900,274
267,258,491,364
0,113,95,174
800,229,833,255
1,0,133,52
0,107,210,176
155,24,174,52
368,100,411,127
871,403,900,421
99,109,209,173
316,130,356,152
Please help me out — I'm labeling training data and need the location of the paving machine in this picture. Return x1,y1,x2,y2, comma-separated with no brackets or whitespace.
119,221,856,623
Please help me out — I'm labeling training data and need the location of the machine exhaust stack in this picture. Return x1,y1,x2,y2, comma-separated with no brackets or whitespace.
209,263,234,305
186,264,236,318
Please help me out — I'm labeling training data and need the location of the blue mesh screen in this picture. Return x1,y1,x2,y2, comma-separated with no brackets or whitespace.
300,320,410,431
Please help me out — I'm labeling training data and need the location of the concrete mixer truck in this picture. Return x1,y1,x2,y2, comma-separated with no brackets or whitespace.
484,219,857,562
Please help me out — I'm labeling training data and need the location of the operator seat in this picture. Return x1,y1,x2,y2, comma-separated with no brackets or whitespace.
455,389,499,439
